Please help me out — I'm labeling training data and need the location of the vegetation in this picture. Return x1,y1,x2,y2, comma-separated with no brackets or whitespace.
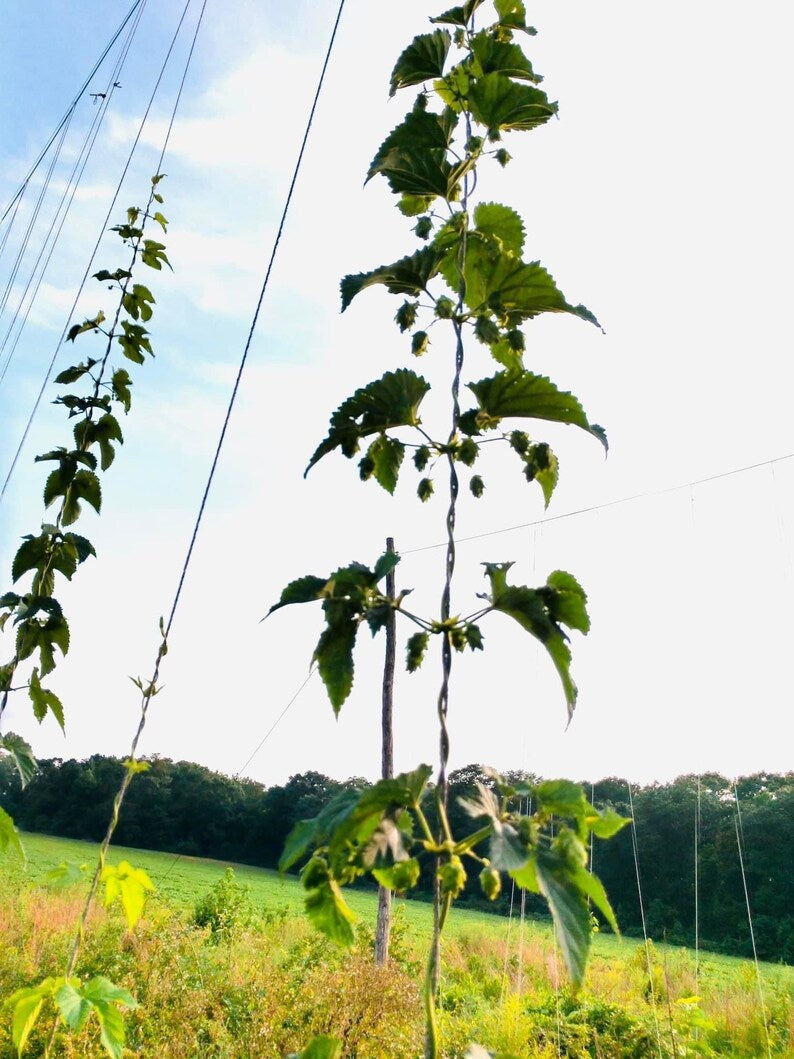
4,757,794,965
267,2,627,1052
1,833,792,1057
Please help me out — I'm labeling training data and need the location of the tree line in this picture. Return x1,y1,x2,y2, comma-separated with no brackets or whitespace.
2,754,792,963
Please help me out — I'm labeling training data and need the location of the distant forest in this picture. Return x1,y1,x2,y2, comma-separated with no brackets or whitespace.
2,755,792,963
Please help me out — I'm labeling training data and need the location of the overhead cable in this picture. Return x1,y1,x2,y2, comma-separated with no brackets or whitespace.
0,0,144,227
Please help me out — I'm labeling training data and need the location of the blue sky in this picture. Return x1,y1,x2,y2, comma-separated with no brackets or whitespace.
1,0,794,789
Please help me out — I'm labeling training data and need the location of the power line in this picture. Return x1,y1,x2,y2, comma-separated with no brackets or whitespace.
0,12,142,387
236,667,317,778
0,0,144,227
403,451,794,554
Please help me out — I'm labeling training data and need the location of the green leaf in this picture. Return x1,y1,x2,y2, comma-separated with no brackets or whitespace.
111,369,132,413
367,435,405,494
373,549,400,582
267,575,327,617
62,533,96,567
0,806,25,860
545,570,591,633
571,863,620,935
494,0,535,33
45,861,89,887
441,236,601,328
28,667,65,728
534,848,592,987
535,779,586,818
55,983,91,1032
74,414,123,471
12,533,50,584
122,283,155,321
0,733,37,787
372,856,421,891
430,0,486,27
341,247,445,310
470,32,541,82
587,806,630,840
101,860,155,928
366,105,472,202
288,1035,343,1059
141,239,171,271
66,311,106,342
468,370,603,446
469,72,556,138
62,470,102,526
304,869,357,946
390,30,451,95
7,984,48,1054
79,977,137,1059
472,202,525,255
306,370,430,474
118,320,152,364
313,616,357,715
523,442,559,507
482,563,590,718
54,362,94,385
406,630,429,672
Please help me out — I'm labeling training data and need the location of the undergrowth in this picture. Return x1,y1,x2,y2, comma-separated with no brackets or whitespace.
1,867,792,1057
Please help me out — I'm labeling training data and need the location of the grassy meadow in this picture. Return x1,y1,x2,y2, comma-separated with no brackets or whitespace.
1,833,792,1056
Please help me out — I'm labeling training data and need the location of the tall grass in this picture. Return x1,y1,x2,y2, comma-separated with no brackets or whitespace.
1,835,792,1056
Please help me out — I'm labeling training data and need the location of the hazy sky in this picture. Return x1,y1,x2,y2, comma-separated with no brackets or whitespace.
1,0,793,790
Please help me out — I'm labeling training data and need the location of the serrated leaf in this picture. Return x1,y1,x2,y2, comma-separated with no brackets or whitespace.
545,570,590,633
367,435,405,494
12,534,50,584
267,575,327,617
587,806,630,840
0,733,37,787
390,30,451,95
473,202,525,255
535,779,586,818
341,248,445,310
535,848,592,987
0,806,25,860
470,32,541,82
523,442,559,507
306,370,430,474
441,236,601,328
28,667,65,728
469,72,556,137
483,563,589,718
313,617,357,715
430,0,486,27
62,470,102,525
468,370,601,443
55,982,92,1031
494,0,534,33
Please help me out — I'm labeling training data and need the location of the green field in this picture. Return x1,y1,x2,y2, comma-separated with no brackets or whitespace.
2,832,793,1057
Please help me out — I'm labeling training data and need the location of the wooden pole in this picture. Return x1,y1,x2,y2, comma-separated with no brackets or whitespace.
375,536,396,965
